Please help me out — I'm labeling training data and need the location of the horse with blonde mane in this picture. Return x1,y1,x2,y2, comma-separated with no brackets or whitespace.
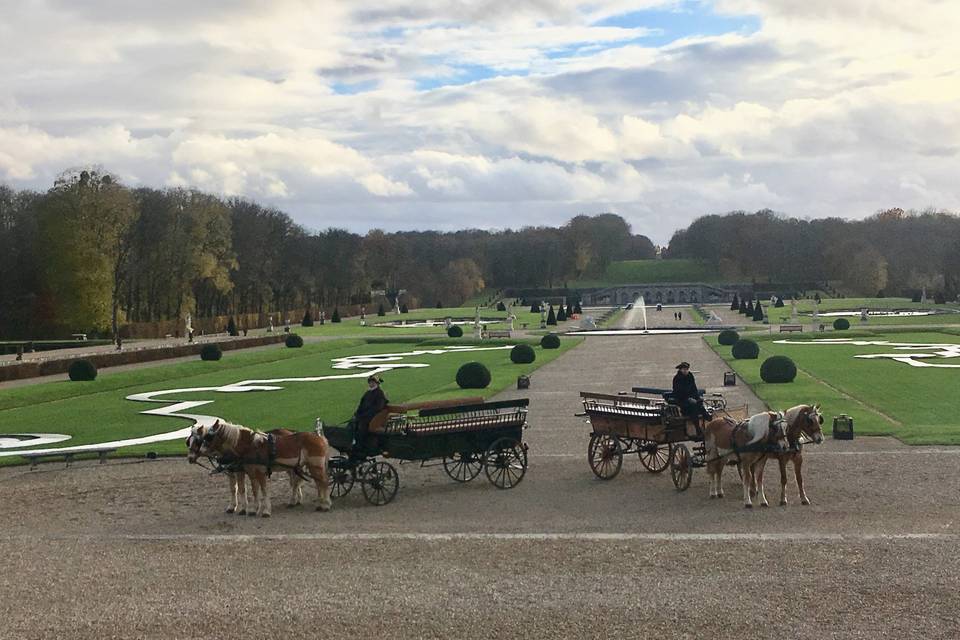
187,424,302,515
198,420,332,517
703,411,789,508
755,404,824,506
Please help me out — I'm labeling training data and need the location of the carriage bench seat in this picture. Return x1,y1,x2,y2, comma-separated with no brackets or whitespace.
779,324,803,333
486,330,511,338
21,447,117,470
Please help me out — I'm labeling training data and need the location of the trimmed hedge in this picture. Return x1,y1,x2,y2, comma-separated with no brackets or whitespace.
510,344,536,364
301,311,314,327
833,318,850,330
540,334,561,349
717,329,739,346
68,359,97,381
731,338,760,359
760,355,797,383
456,362,491,389
285,334,304,348
447,325,463,338
200,344,223,361
331,308,341,323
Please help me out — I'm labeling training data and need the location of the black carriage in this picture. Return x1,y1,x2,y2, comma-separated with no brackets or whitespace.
320,398,530,506
579,387,745,491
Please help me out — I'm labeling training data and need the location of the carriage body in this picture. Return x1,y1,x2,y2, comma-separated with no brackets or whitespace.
579,388,746,490
322,398,530,505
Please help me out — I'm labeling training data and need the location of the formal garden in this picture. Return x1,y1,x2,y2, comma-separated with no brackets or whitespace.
709,327,960,445
0,335,579,465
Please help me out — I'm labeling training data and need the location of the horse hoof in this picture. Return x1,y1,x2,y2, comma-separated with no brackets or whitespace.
760,502,769,508
225,507,235,514
236,509,246,516
744,503,753,509
261,513,271,518
717,493,724,499
780,500,788,506
316,505,331,512
247,511,257,517
709,494,716,499
801,499,811,506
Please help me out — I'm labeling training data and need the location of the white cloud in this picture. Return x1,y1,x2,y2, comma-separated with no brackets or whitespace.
1,0,959,242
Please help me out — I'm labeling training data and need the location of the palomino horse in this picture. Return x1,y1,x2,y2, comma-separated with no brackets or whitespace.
756,404,824,506
186,425,299,515
704,411,789,508
199,420,332,517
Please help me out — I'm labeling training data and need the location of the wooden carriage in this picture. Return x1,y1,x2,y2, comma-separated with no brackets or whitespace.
579,388,747,491
322,397,529,506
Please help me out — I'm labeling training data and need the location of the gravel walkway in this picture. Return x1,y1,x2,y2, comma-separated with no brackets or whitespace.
2,332,959,639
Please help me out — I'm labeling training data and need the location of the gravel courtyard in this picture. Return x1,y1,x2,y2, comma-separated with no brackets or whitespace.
2,333,959,639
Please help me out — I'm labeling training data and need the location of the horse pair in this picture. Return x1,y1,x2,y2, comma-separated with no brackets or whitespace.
704,404,824,508
186,420,332,517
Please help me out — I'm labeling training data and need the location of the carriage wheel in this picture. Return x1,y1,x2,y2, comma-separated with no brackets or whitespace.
443,452,483,483
637,440,672,474
588,434,623,480
328,457,355,499
483,438,527,489
359,461,399,506
670,444,693,492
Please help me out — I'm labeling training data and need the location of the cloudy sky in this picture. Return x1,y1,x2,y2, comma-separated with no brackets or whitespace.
2,0,959,242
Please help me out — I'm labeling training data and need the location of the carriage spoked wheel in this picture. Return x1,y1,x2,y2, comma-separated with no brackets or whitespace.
443,452,483,483
483,437,528,489
637,439,672,474
327,457,355,499
670,443,694,492
359,461,400,506
588,434,623,480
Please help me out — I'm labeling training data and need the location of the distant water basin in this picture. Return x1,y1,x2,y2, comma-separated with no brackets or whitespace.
808,310,948,318
566,328,719,336
373,318,500,328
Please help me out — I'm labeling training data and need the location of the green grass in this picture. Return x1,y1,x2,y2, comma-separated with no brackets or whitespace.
707,329,960,445
763,297,960,326
0,336,581,464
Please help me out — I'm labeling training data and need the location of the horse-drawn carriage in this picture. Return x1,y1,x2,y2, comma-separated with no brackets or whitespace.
579,387,747,491
321,397,530,506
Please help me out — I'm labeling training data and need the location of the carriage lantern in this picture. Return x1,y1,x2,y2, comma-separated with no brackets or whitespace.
723,371,736,386
832,414,854,440
517,374,530,390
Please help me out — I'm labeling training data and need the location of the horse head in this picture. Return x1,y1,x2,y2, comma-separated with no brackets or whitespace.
802,404,825,444
768,411,789,452
198,419,225,457
186,424,206,463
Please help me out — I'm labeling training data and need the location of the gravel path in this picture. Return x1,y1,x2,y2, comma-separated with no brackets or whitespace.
2,333,959,639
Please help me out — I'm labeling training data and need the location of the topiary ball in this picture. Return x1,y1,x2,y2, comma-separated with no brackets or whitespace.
540,334,561,349
717,329,740,346
456,362,491,389
447,325,463,338
200,343,222,361
510,343,536,364
833,318,850,330
731,338,760,359
760,355,797,383
285,334,304,348
68,359,97,381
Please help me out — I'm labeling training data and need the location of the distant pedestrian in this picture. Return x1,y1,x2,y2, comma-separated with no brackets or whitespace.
678,311,682,321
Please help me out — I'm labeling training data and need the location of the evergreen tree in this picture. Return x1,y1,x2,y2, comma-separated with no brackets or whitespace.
753,302,764,321
739,299,747,314
730,294,740,311
377,303,385,316
557,305,567,321
331,307,341,323
546,304,557,325
301,310,313,326
227,316,238,336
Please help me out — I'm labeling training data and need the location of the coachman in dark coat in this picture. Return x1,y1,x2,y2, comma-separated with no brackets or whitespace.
353,375,388,450
672,362,711,423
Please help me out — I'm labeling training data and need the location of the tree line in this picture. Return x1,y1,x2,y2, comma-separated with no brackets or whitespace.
0,169,655,339
667,208,960,299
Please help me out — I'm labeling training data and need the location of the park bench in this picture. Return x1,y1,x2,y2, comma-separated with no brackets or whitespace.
21,447,117,470
779,324,803,333
487,330,511,338
70,333,87,341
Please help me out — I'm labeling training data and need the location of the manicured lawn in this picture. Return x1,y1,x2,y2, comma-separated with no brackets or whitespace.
708,330,960,444
0,336,580,463
763,297,960,326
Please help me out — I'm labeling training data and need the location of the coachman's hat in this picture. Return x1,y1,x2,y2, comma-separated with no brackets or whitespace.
367,374,383,383
675,362,691,369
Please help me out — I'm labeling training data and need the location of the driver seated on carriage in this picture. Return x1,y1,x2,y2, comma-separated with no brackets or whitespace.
350,374,389,456
671,362,712,427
